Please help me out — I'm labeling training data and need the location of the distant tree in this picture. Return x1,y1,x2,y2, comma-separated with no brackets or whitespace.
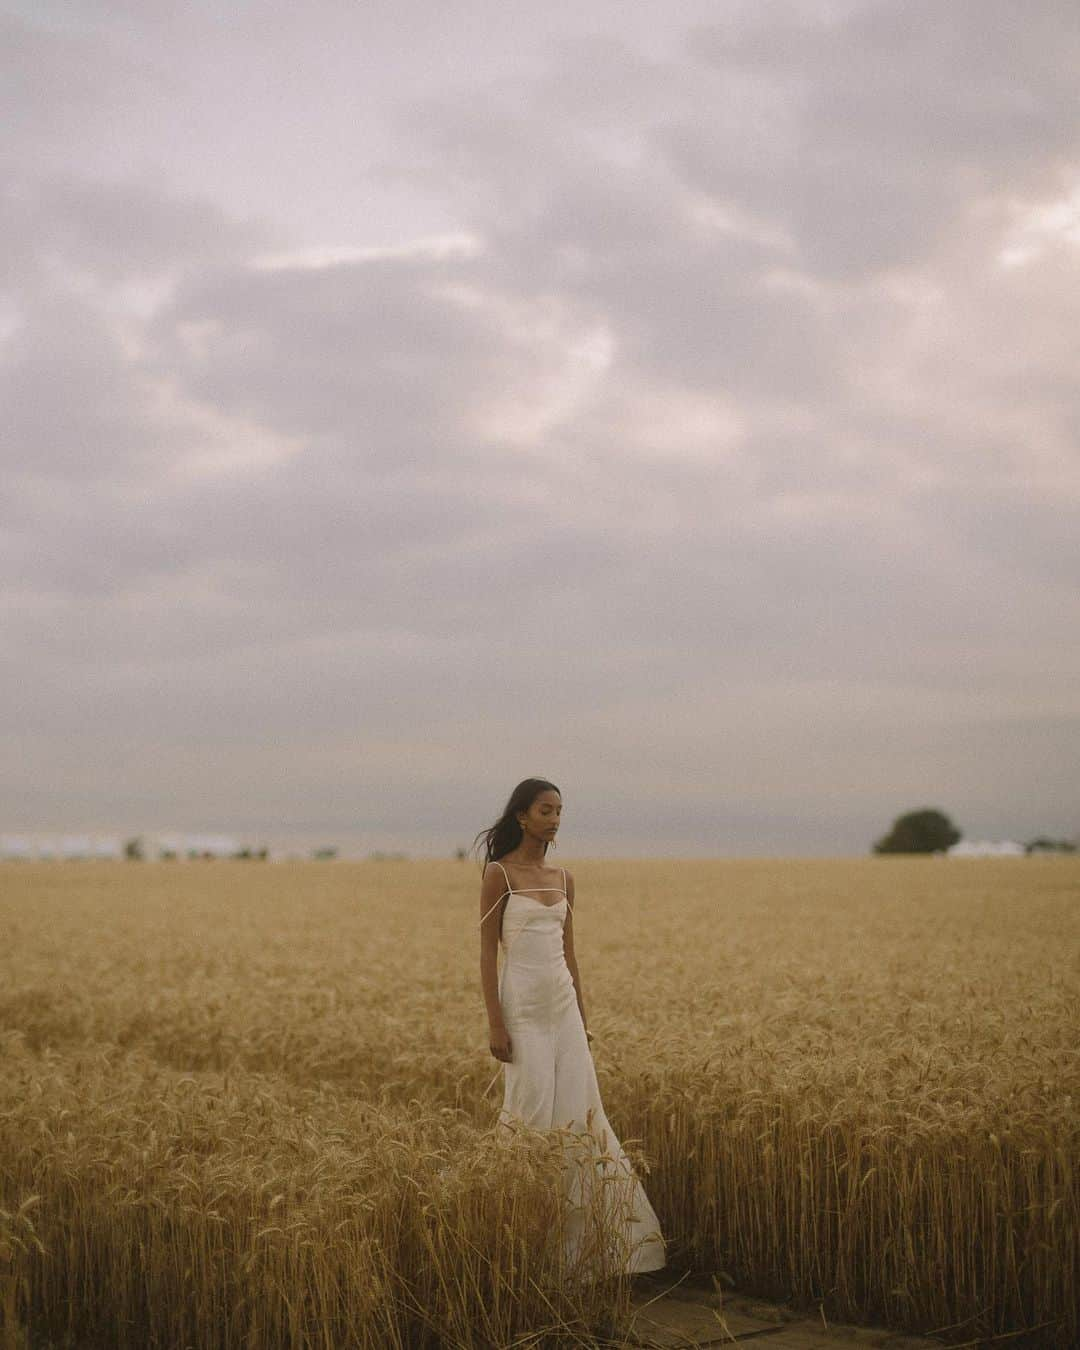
160,849,177,861
873,808,961,855
256,847,269,860
123,836,144,861
455,847,467,861
312,846,338,860
1024,836,1077,854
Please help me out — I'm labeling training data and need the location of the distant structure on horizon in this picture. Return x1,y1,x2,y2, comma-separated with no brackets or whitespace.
157,833,242,859
1,832,247,860
946,839,1027,857
0,834,124,860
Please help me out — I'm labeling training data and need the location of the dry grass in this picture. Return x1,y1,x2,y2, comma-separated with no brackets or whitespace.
0,856,1077,1347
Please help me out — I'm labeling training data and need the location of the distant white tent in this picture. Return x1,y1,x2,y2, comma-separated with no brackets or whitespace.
1,833,245,860
173,834,241,858
947,839,1026,857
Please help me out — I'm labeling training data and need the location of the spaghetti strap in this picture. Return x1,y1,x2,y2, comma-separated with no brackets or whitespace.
479,860,513,927
479,859,570,929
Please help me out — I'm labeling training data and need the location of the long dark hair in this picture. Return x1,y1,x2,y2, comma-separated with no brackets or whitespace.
473,778,561,867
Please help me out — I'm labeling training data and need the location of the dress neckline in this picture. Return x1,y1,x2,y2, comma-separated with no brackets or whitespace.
508,889,567,910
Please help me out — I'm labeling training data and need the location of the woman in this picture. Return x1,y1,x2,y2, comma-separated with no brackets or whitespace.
476,777,666,1276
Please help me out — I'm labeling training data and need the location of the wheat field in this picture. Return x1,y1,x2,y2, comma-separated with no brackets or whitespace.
1,856,1077,1348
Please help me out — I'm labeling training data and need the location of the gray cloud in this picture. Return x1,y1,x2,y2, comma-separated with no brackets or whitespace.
681,0,1080,276
2,1,1078,855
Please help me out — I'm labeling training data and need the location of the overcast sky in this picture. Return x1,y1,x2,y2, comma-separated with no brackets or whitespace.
3,0,1078,858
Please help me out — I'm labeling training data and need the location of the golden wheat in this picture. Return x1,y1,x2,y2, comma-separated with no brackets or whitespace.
0,856,1077,1347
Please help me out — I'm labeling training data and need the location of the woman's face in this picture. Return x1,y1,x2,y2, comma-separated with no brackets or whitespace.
518,790,562,844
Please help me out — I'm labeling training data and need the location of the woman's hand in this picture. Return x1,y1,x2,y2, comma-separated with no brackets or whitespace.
585,1028,594,1044
489,1024,513,1062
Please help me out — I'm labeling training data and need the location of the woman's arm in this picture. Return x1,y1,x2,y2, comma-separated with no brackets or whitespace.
562,871,591,1039
479,864,511,1059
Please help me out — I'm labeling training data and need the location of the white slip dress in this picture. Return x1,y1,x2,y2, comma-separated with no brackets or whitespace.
480,859,666,1277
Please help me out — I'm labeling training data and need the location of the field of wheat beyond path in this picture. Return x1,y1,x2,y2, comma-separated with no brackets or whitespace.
1,857,1077,1348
